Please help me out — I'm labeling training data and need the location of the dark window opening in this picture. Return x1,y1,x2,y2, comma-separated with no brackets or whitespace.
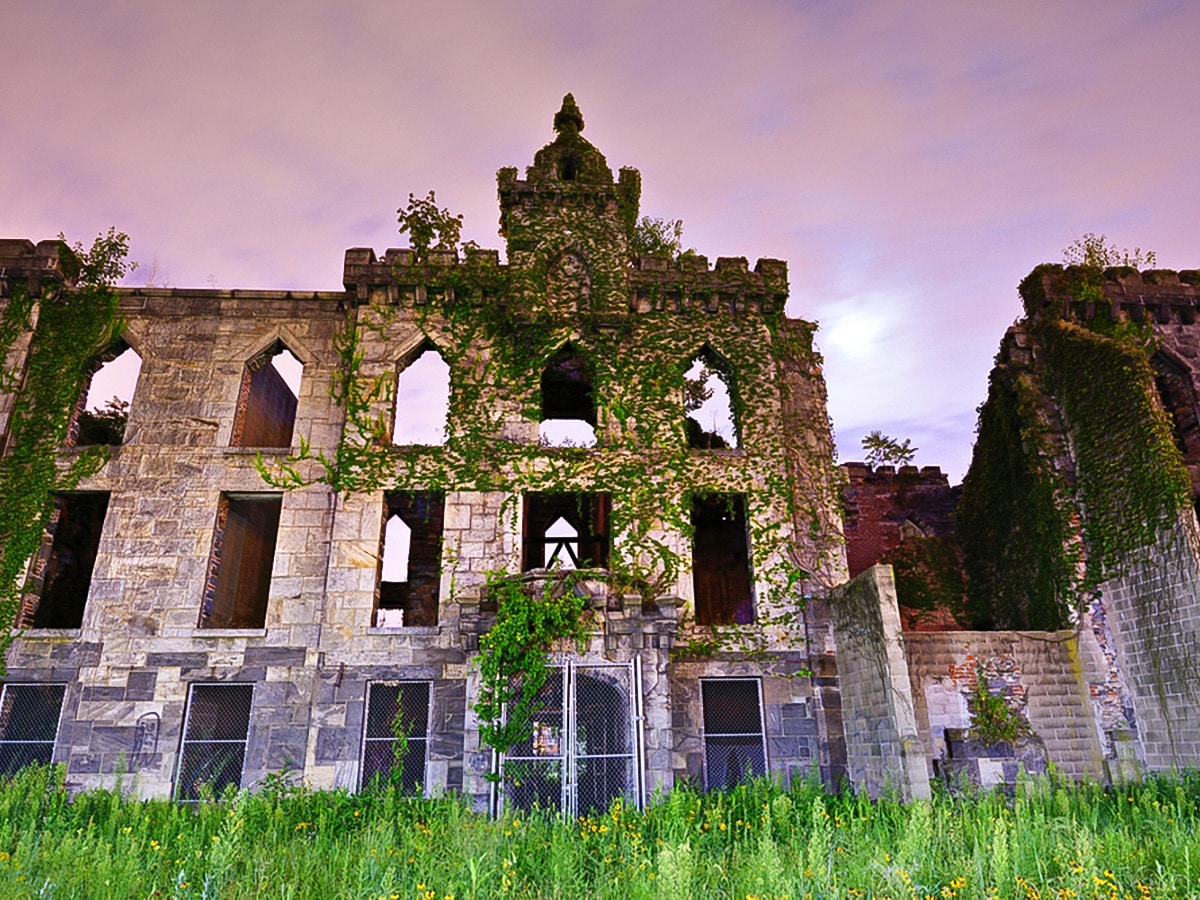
361,681,430,792
0,683,66,776
558,154,580,181
691,493,754,625
376,491,444,627
175,683,253,801
71,341,141,447
201,494,282,629
702,679,766,790
684,347,739,449
523,493,610,571
230,341,302,448
392,343,450,446
27,492,109,629
540,343,596,446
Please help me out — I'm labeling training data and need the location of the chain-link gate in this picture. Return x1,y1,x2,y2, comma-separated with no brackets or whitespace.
498,658,643,817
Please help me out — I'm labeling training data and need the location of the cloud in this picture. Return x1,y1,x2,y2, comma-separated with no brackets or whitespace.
3,0,1200,482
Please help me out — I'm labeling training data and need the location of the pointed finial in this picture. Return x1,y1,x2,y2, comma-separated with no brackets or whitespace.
553,94,584,135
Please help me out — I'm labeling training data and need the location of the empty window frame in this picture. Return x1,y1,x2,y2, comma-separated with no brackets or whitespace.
230,341,302,448
684,347,738,449
26,492,109,629
72,341,142,447
691,493,754,625
701,679,767,790
376,491,445,627
201,494,282,629
175,683,253,801
540,343,597,446
392,344,450,446
0,683,66,776
360,681,431,793
523,493,610,571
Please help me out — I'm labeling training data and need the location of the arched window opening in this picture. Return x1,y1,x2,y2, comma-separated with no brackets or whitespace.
73,342,141,446
540,344,596,447
230,342,303,448
684,349,738,449
392,345,450,446
1152,351,1200,504
523,493,609,571
375,492,444,628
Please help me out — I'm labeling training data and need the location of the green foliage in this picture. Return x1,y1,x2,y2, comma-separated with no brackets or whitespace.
861,430,916,467
968,665,1032,747
881,535,965,618
0,229,131,669
397,191,464,261
957,368,1079,629
475,572,589,754
3,765,1200,897
75,397,129,446
1043,321,1190,579
1062,233,1156,271
629,216,692,261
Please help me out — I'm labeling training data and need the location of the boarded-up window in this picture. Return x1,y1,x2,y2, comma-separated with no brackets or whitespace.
230,342,302,448
701,679,766,790
0,683,66,776
691,493,753,625
175,683,253,801
201,494,282,629
523,493,610,571
28,492,109,629
376,492,444,627
360,681,430,793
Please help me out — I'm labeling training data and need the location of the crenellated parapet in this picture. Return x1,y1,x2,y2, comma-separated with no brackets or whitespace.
1020,264,1200,325
0,238,79,299
631,255,788,317
342,246,790,319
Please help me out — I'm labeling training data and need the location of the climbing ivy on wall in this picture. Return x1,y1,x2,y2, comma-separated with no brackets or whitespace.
958,262,1192,630
259,112,842,749
0,230,132,670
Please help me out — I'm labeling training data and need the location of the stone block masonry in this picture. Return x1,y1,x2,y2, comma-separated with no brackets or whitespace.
0,97,846,808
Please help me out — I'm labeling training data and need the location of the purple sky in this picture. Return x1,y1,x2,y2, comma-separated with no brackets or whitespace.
4,1,1200,481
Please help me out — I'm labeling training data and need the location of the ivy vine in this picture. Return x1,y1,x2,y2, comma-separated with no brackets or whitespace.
0,230,132,670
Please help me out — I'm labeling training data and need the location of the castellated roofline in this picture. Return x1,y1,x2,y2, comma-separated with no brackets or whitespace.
342,245,791,319
1020,263,1200,326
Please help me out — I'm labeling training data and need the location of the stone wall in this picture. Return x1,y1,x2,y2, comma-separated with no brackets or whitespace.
1100,516,1200,771
828,566,929,800
903,630,1105,780
0,99,844,806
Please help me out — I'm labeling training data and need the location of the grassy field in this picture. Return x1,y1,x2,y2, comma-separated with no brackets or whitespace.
0,765,1197,899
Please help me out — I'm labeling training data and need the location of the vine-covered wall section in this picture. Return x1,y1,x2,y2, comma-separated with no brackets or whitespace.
959,266,1194,629
0,234,129,668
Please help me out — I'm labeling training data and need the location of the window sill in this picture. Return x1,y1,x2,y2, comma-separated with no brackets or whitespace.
11,628,82,639
190,628,268,639
367,626,441,635
224,447,292,455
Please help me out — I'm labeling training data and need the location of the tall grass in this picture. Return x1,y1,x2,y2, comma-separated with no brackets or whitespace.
0,765,1196,898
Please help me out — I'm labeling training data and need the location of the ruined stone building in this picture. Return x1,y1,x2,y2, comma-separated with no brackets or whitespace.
12,99,1200,805
0,98,848,810
951,262,1200,778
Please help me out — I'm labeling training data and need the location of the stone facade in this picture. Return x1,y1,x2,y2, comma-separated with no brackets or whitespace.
0,98,846,808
